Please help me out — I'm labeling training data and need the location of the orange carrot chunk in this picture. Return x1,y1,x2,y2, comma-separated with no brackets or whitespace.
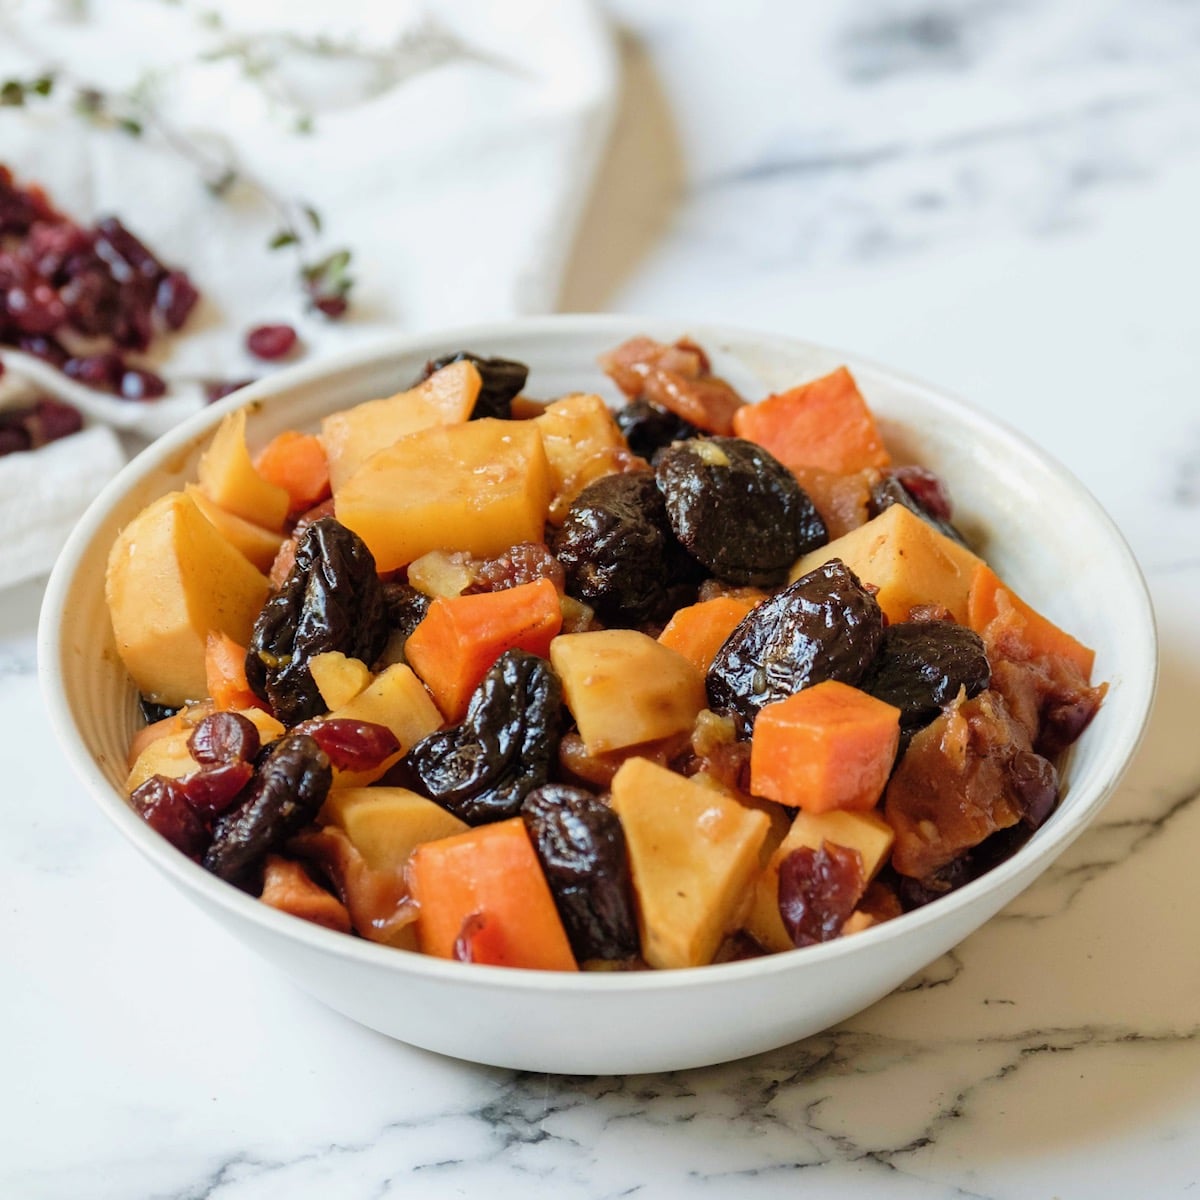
750,680,901,813
967,564,1095,680
732,366,891,476
408,818,578,970
204,630,262,712
253,430,331,515
657,595,761,675
404,577,563,722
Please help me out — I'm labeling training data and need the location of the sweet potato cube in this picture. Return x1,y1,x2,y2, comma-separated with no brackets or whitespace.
657,595,761,675
196,408,291,531
789,503,983,624
409,818,578,970
321,787,469,873
106,490,271,706
532,393,635,522
321,360,481,491
967,564,1095,679
750,680,901,813
550,630,707,754
744,808,895,953
611,757,770,969
405,578,563,722
335,418,552,571
732,366,891,475
320,663,443,787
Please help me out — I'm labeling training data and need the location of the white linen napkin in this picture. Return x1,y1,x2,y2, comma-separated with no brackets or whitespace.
0,0,615,589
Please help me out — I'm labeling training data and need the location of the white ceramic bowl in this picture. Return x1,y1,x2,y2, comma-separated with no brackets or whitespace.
38,316,1156,1075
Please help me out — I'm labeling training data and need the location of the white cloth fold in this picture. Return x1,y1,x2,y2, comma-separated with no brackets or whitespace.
0,0,615,588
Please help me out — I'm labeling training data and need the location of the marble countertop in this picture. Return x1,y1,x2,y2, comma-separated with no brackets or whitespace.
4,1,1199,1196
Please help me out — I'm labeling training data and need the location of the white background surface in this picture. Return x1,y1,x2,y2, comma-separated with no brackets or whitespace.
4,0,1200,1196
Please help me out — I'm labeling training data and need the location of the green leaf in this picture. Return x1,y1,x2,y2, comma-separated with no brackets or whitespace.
301,204,322,233
31,75,55,97
118,117,144,137
269,229,299,250
0,81,26,107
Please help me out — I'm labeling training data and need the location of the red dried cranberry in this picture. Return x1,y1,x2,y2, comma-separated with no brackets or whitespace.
95,216,165,284
25,397,83,446
1008,750,1058,829
891,466,954,522
302,719,400,772
5,280,67,334
778,842,865,947
17,333,68,366
64,352,124,391
155,270,199,330
0,426,31,456
129,775,210,858
188,711,261,766
312,295,348,319
204,378,256,404
246,323,299,361
180,761,254,818
119,366,167,401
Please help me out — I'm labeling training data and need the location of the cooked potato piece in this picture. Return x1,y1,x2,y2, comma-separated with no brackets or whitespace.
184,484,284,573
550,630,707,754
789,503,982,624
196,408,291,531
611,757,770,968
308,652,373,711
533,393,635,522
744,808,894,953
321,787,469,873
335,418,552,571
106,491,271,706
321,360,481,491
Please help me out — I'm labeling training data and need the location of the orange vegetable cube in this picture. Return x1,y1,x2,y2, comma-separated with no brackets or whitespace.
204,630,263,713
408,818,578,971
404,577,563,722
967,564,1095,679
253,431,331,515
657,595,761,675
750,680,900,813
732,366,891,475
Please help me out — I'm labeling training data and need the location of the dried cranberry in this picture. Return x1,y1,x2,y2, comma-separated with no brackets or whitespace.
95,216,165,284
155,270,199,329
5,280,67,334
16,333,68,366
312,295,347,319
1007,750,1058,829
119,366,167,401
778,842,865,947
64,353,123,391
301,719,400,772
25,397,83,445
890,466,954,522
179,761,254,818
188,712,261,766
0,426,31,456
246,323,298,361
129,775,210,859
204,378,256,404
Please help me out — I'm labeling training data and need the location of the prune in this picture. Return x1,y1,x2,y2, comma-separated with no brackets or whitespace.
381,580,431,642
408,650,563,825
188,712,260,765
553,472,696,625
246,517,389,726
522,784,640,961
420,350,528,421
777,842,864,947
203,733,332,886
869,473,968,547
655,437,827,586
862,621,990,740
707,559,884,723
614,397,700,461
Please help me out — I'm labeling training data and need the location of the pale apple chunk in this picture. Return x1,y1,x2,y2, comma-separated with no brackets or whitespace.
321,787,468,872
789,503,982,624
321,360,481,491
550,630,707,754
196,408,291,531
533,393,638,522
185,484,284,573
336,418,552,572
106,491,271,706
308,651,372,710
125,707,285,793
320,663,443,787
744,808,894,953
611,757,770,969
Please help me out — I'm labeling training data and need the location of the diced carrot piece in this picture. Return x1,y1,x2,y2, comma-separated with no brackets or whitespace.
204,630,263,713
657,595,761,675
967,564,1095,680
259,855,352,933
732,367,891,475
253,431,331,515
404,577,563,722
750,680,901,813
408,818,578,970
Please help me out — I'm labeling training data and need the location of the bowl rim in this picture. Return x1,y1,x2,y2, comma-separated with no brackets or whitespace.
37,312,1159,995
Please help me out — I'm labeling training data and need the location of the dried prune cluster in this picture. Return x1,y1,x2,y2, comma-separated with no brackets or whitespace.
0,164,199,399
